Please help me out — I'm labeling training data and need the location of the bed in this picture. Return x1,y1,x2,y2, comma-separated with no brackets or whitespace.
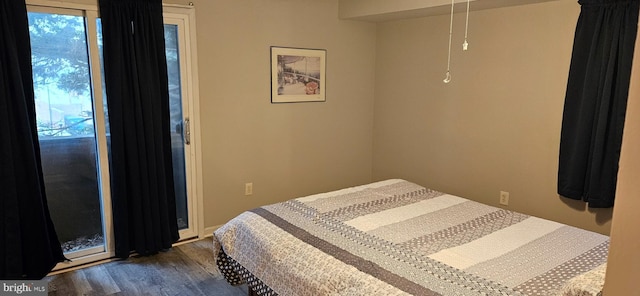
213,179,608,296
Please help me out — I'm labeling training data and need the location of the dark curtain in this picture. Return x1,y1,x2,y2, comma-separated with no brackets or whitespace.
0,0,65,279
99,0,179,258
558,0,639,208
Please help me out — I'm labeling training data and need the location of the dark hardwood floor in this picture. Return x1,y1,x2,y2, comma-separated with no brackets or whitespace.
45,238,247,296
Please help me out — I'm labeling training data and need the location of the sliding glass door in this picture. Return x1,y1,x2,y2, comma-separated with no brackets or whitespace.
27,6,112,262
26,2,200,269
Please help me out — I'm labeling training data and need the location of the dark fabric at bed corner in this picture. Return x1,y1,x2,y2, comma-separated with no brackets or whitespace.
216,250,278,296
558,0,639,208
0,0,65,279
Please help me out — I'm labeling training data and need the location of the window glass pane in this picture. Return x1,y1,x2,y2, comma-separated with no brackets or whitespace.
28,12,104,254
30,13,93,137
96,19,109,135
165,24,189,230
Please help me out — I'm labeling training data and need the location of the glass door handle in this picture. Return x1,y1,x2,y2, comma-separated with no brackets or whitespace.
184,118,191,145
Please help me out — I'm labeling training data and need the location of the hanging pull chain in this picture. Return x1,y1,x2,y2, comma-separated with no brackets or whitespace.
463,0,470,51
444,0,454,83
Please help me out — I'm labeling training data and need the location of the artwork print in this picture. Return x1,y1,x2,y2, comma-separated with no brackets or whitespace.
271,47,326,103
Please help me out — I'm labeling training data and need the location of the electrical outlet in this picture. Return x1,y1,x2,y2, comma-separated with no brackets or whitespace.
499,191,509,206
245,183,253,196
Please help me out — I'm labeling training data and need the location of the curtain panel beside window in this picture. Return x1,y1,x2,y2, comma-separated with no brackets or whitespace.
558,0,640,208
99,0,179,258
0,0,65,279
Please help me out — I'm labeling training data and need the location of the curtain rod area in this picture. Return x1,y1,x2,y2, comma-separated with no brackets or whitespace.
25,0,194,10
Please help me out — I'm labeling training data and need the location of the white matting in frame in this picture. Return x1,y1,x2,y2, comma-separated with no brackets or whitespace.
271,46,326,103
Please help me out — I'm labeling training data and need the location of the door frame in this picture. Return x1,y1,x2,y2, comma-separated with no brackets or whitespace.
163,5,203,241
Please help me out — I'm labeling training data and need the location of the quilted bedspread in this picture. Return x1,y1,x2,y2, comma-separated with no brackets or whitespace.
213,180,608,296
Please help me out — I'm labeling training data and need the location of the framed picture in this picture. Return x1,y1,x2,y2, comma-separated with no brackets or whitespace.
271,46,326,103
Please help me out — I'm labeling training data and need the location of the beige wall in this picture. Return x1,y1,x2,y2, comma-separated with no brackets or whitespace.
186,0,377,228
372,0,612,234
53,0,378,229
603,24,640,294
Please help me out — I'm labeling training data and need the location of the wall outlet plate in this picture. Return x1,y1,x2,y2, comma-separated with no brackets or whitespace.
245,183,253,196
500,191,509,206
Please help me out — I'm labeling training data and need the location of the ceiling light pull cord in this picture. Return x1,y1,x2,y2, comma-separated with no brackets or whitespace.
463,0,470,51
444,0,454,83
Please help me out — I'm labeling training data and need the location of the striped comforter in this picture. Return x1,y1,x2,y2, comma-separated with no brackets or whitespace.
213,180,608,296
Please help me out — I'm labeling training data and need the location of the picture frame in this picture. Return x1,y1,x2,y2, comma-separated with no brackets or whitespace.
271,46,326,103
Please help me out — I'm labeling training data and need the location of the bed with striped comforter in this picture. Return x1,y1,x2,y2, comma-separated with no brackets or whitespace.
213,179,608,296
